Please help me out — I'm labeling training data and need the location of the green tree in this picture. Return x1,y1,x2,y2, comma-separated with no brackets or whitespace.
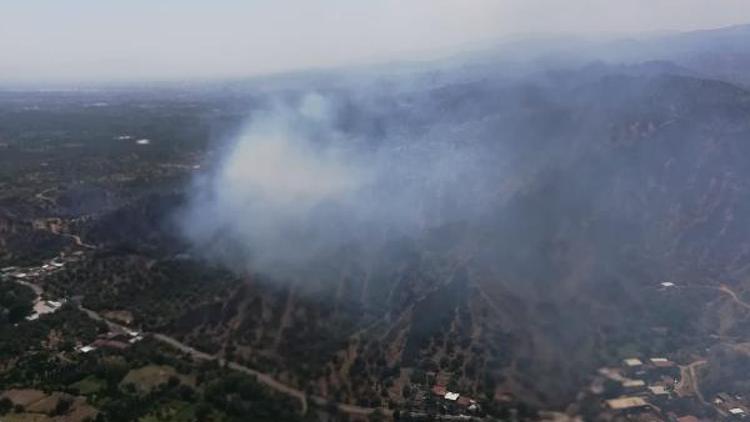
0,397,12,415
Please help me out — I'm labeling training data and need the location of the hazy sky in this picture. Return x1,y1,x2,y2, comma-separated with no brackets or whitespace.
2,0,750,83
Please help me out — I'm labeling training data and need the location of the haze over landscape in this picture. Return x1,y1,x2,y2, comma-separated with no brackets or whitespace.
2,0,750,82
3,2,750,422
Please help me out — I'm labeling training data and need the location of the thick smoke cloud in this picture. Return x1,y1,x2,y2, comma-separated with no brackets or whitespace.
178,92,492,275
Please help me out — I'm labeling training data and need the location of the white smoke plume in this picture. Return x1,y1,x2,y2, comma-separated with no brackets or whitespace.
178,92,492,276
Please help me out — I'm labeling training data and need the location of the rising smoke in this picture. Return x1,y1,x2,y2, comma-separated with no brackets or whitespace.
177,91,495,276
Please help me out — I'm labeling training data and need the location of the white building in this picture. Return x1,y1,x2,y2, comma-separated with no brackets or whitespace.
729,408,745,416
648,385,669,396
78,345,96,353
444,392,460,401
623,358,643,367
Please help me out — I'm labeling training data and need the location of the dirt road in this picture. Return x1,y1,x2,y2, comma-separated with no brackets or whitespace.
718,284,750,310
675,359,708,404
63,233,97,250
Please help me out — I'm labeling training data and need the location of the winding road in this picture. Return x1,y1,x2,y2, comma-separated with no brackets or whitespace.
81,299,386,416
670,283,750,406
63,233,97,250
12,244,389,417
148,331,388,416
717,284,750,310
148,332,309,414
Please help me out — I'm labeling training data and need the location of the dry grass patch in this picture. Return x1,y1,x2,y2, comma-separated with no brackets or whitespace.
2,389,47,407
120,365,195,393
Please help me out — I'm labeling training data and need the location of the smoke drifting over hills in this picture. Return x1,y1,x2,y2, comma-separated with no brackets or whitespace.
178,92,492,274
177,21,750,283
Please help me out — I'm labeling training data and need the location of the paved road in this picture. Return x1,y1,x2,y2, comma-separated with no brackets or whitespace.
81,306,311,414
16,258,388,417
83,306,392,416
152,325,394,416
152,333,310,414
153,331,391,416
80,307,132,335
